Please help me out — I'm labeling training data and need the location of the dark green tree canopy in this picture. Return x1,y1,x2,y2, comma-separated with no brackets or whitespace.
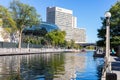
97,1,120,47
23,27,47,37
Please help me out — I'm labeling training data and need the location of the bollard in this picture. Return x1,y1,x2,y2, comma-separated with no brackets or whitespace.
106,73,117,80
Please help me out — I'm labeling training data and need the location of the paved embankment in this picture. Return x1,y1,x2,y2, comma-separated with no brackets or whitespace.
0,48,80,56
111,55,120,80
101,55,120,80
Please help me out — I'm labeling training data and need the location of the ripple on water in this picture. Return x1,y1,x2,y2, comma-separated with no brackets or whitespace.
0,52,103,80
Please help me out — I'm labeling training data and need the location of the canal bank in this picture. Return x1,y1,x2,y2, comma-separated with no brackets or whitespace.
101,55,120,80
0,48,81,56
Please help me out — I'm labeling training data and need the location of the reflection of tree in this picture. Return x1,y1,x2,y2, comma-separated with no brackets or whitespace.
49,54,65,78
20,53,65,80
0,56,23,80
0,53,65,80
5,73,23,80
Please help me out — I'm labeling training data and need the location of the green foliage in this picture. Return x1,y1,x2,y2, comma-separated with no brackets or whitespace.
60,39,81,49
97,2,120,47
23,27,47,37
0,1,41,48
23,36,41,44
70,39,75,48
0,19,2,26
86,46,95,50
0,5,16,33
111,36,120,47
10,0,40,30
61,40,70,48
6,74,23,80
9,0,41,48
97,40,105,47
23,30,82,49
33,27,47,36
45,30,66,46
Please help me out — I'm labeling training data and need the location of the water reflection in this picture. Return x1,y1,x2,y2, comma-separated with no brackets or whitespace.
75,51,104,80
0,53,66,80
57,53,85,80
0,52,103,80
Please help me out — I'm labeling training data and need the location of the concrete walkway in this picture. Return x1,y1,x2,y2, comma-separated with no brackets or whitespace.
111,55,120,80
101,55,120,80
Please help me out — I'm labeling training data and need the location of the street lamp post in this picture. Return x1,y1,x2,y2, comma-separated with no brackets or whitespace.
105,11,111,73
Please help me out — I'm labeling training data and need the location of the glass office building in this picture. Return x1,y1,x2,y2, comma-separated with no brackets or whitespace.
24,22,59,32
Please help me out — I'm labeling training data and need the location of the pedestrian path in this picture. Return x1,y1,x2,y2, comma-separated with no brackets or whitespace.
111,55,120,80
101,55,120,80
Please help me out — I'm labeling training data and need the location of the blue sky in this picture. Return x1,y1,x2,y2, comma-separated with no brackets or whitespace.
0,0,117,43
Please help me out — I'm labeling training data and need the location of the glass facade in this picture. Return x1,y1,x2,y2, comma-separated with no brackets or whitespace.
24,22,59,32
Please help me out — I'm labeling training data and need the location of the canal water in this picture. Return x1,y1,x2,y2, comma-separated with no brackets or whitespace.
0,51,104,80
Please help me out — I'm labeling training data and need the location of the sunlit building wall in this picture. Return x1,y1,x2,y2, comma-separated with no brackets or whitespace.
47,7,73,30
72,16,77,28
47,7,86,43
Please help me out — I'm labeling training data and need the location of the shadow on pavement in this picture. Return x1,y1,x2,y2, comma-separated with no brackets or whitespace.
112,62,120,71
114,57,120,61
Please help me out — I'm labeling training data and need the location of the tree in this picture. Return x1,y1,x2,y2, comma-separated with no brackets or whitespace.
0,5,16,33
10,0,40,48
33,27,47,36
45,30,66,47
97,2,120,47
70,39,75,48
0,5,17,42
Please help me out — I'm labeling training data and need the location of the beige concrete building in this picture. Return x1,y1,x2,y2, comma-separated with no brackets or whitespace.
47,7,86,43
47,7,74,30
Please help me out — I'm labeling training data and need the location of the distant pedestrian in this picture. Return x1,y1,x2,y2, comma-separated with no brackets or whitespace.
111,48,116,56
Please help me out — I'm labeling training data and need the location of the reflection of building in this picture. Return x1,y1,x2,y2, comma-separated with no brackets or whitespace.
0,56,19,79
47,7,86,43
54,53,85,80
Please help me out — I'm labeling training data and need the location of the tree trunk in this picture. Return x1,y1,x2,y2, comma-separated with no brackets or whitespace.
18,31,22,48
